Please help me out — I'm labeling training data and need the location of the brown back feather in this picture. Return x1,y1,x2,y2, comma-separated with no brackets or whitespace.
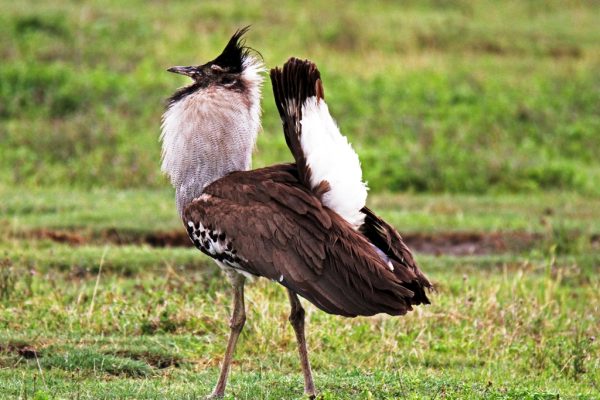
184,164,425,317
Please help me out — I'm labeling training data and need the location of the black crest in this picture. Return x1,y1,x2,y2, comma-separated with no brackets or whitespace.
210,26,251,73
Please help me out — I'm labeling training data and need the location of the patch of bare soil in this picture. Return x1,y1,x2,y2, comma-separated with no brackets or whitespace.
0,340,40,359
402,232,543,256
28,229,86,245
109,350,183,369
21,228,549,256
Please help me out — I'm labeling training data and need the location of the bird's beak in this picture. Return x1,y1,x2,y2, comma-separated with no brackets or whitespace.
167,66,198,77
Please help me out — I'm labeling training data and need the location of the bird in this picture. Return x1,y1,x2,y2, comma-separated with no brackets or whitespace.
160,27,431,399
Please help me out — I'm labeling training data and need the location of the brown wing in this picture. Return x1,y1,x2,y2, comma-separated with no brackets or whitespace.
360,207,432,304
183,164,424,317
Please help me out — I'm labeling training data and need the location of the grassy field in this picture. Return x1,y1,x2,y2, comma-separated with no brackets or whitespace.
1,0,599,193
1,0,599,399
1,189,599,399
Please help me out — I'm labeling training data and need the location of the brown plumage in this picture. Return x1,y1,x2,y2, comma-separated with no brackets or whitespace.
162,29,430,399
184,162,430,317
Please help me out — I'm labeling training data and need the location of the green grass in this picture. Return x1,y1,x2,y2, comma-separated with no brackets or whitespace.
1,0,599,193
0,249,598,399
3,187,600,235
1,1,599,398
1,191,599,399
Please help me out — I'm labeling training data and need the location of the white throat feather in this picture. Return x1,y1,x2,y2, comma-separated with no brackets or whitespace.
160,56,264,215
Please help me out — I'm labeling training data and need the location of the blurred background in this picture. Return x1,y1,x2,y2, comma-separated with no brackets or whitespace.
1,0,599,193
0,1,598,399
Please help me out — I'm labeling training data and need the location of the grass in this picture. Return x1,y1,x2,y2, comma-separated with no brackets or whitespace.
1,0,599,398
0,248,598,398
1,190,599,399
3,187,600,235
0,0,599,193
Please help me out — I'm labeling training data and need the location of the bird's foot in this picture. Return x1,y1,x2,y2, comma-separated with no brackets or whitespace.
305,390,317,399
205,391,224,400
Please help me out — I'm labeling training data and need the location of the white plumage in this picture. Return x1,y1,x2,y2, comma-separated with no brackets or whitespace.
299,97,368,227
160,56,264,215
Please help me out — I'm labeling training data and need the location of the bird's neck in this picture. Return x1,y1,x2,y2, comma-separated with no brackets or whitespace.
161,78,262,216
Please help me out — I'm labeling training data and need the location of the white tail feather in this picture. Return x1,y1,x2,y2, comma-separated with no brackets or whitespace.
300,97,367,227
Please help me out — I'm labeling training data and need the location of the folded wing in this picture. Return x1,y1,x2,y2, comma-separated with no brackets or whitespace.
183,164,425,317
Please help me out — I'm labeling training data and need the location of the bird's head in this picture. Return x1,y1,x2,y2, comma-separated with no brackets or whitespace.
166,26,263,103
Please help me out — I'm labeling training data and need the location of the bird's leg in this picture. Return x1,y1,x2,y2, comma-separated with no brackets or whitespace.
210,273,246,399
287,289,316,399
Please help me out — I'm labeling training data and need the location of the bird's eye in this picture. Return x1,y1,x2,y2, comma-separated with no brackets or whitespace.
221,76,237,87
211,65,226,73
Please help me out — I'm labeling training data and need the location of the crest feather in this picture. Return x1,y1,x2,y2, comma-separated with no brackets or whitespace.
211,26,251,73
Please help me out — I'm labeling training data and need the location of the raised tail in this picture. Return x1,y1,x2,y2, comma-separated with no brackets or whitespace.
270,58,323,192
270,58,368,228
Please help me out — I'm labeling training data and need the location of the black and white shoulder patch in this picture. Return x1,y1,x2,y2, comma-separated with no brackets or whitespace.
185,219,248,272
